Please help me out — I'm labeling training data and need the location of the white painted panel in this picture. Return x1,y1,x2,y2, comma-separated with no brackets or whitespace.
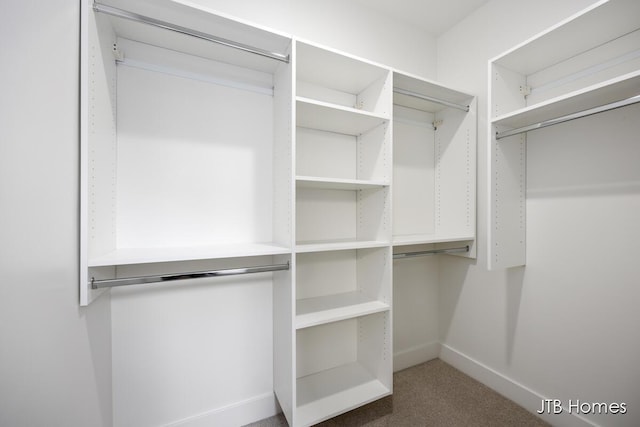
296,127,357,179
393,255,439,367
357,312,392,391
87,11,118,261
435,99,476,238
111,256,276,427
296,251,358,300
296,363,390,426
492,0,640,76
296,188,357,243
296,320,358,378
296,41,390,111
526,29,640,106
356,187,391,242
358,122,391,182
488,132,526,269
491,64,526,119
357,247,392,305
98,0,292,74
116,62,273,249
273,253,295,424
357,72,392,116
272,45,294,248
392,115,436,237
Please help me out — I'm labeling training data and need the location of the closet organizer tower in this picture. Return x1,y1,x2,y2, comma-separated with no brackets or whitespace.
489,0,640,269
80,1,477,426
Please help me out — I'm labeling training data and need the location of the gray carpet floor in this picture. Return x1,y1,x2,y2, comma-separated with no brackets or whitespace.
246,359,549,426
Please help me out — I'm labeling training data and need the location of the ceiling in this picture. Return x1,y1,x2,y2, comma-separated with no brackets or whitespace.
351,0,490,36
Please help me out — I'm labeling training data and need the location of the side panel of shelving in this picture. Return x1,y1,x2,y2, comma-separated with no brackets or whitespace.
435,98,477,257
273,253,295,425
488,132,526,270
81,4,117,305
489,62,527,270
273,42,295,426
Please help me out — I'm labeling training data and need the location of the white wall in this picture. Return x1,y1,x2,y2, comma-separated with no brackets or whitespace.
0,1,112,426
437,1,640,426
109,2,438,426
178,0,438,79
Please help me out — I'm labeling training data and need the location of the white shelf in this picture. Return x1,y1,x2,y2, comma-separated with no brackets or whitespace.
296,239,389,253
88,242,291,267
493,0,640,75
393,71,473,113
100,0,291,75
392,234,474,246
492,70,640,129
296,362,391,427
296,176,389,190
296,97,388,135
296,41,389,97
296,292,390,330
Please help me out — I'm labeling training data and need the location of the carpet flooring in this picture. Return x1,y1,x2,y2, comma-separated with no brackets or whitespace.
245,359,549,426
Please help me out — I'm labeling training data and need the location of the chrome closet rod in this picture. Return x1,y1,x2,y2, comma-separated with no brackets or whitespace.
393,245,469,260
393,87,470,112
91,262,290,289
93,2,290,63
496,94,640,140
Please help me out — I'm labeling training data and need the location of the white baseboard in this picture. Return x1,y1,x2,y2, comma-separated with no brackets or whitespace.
163,392,279,427
439,344,597,427
393,341,441,372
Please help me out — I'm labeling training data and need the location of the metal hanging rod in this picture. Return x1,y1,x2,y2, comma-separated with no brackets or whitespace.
93,2,290,63
393,87,470,112
496,94,640,140
393,245,469,260
91,262,290,289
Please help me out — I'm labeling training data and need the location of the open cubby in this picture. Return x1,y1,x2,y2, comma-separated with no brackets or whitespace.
81,2,292,303
392,72,477,250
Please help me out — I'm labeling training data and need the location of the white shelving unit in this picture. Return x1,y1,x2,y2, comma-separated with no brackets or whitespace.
392,71,477,254
81,3,477,425
488,0,640,269
281,41,393,427
80,0,294,304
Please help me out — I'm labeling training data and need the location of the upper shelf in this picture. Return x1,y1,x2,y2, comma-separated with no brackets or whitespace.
296,41,389,97
492,0,640,75
296,97,389,135
94,0,291,74
88,242,290,267
296,176,389,191
393,71,474,113
492,69,640,129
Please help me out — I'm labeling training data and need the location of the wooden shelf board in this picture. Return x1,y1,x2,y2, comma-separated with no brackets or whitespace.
492,70,640,130
102,0,291,75
392,233,474,246
296,176,389,190
296,41,389,95
493,0,640,75
393,71,473,113
296,239,389,253
296,97,388,135
88,242,290,267
296,292,390,330
296,362,390,426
